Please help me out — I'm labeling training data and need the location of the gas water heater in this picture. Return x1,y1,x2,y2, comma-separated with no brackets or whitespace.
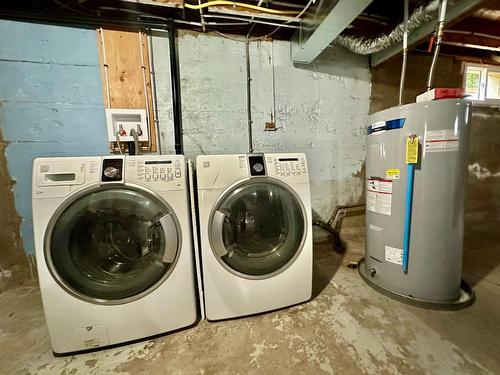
358,99,475,309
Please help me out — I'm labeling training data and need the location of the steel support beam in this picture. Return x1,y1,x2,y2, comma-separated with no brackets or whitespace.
371,0,486,67
291,0,373,64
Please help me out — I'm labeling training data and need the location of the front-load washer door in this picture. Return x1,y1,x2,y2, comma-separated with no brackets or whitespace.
209,179,306,279
46,186,181,304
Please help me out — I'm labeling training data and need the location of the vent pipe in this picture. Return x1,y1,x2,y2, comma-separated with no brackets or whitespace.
335,0,443,55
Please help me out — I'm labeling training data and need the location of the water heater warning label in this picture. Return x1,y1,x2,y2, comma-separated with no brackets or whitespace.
425,129,459,153
385,245,403,265
366,179,392,216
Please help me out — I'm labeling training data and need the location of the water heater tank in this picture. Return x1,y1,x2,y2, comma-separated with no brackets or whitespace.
358,99,475,309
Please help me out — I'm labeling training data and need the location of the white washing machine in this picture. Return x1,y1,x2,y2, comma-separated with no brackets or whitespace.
32,155,199,354
196,153,313,320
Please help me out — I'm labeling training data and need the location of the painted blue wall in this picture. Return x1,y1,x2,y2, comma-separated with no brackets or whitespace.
0,20,108,254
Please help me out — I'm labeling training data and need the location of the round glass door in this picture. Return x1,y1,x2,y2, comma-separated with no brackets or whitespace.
210,180,306,278
46,187,180,304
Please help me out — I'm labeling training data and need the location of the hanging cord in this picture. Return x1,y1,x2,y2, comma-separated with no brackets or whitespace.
99,28,111,108
147,30,162,155
427,0,448,91
245,39,253,153
138,32,152,149
399,0,409,106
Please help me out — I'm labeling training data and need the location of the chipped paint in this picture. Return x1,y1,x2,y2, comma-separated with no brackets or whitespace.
468,162,500,179
0,20,108,256
152,31,371,222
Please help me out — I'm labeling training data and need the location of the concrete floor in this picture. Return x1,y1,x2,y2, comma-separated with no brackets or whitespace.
2,224,500,375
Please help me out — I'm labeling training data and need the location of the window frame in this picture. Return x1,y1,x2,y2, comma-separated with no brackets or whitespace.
463,63,500,107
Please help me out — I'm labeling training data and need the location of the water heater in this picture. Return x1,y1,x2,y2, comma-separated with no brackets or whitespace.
358,99,475,309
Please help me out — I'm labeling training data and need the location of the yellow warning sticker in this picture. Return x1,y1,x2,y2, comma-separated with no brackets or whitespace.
406,136,419,164
386,168,400,180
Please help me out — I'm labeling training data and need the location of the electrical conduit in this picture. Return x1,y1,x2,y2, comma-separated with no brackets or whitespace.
427,0,448,90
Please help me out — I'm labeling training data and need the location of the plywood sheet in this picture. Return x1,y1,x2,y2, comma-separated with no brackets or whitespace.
97,28,157,152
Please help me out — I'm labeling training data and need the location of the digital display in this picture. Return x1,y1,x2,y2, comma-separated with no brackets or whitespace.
145,160,172,165
279,158,299,162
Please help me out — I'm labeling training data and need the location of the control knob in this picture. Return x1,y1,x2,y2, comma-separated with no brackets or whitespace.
103,166,119,179
252,163,264,173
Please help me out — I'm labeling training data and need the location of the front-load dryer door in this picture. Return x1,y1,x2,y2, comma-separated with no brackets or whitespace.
209,179,306,279
45,186,181,304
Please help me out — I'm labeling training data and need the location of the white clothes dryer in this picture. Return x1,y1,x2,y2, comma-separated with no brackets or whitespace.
196,153,313,320
32,155,199,354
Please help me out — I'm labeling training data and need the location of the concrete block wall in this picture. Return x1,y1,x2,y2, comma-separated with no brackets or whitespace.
0,20,108,258
0,21,371,268
153,31,371,221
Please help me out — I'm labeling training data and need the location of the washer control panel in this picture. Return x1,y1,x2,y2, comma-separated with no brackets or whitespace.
138,159,182,182
273,156,307,177
125,156,185,190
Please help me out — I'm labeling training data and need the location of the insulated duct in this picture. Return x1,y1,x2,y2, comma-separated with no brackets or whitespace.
335,0,454,55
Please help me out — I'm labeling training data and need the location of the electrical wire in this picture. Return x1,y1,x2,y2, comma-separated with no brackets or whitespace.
147,30,163,155
138,32,151,148
184,1,299,15
99,6,247,27
236,0,314,41
99,28,111,108
212,0,314,42
197,0,206,31
204,14,299,29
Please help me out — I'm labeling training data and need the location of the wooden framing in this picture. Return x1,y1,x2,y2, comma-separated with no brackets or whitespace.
97,28,157,152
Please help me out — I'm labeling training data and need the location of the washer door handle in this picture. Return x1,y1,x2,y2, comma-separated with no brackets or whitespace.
211,210,228,257
159,213,178,263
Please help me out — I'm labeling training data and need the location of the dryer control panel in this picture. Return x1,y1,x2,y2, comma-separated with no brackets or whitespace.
273,156,307,177
266,153,309,184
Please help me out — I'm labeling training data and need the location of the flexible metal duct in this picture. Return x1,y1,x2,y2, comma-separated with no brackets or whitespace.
334,0,453,55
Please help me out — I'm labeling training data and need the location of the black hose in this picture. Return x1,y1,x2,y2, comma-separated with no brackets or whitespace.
313,220,345,253
127,141,135,156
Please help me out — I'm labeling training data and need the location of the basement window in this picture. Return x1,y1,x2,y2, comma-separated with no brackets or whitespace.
464,63,500,105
